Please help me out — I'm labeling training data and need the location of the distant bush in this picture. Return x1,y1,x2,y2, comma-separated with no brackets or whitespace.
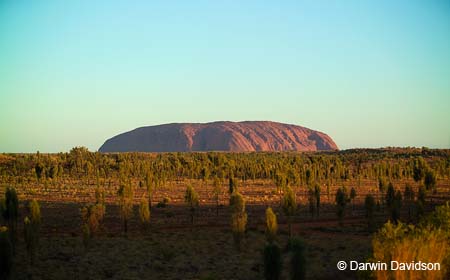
230,192,247,250
184,185,199,225
81,202,105,247
24,200,41,264
335,187,348,225
156,197,170,208
282,186,297,237
1,187,19,251
117,183,134,235
263,243,282,280
424,169,437,192
265,207,278,243
139,196,150,229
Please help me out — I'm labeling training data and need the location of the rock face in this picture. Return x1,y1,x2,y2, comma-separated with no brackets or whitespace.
99,121,338,152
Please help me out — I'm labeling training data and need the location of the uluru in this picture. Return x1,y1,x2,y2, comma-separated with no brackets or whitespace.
98,121,338,152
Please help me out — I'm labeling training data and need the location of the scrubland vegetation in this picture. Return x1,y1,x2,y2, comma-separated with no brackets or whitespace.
0,147,449,279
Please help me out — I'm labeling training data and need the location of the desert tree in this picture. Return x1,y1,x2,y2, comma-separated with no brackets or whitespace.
23,200,41,264
145,171,155,208
80,203,105,247
24,217,36,263
385,182,395,213
265,207,278,243
289,237,306,280
282,186,297,237
1,187,18,252
364,194,376,232
413,157,427,182
335,187,348,226
424,169,437,193
263,243,282,280
184,185,199,225
94,186,106,220
229,192,247,250
139,195,150,229
117,183,134,235
229,175,237,195
0,227,13,280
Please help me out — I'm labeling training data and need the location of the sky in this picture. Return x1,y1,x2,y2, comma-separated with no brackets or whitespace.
1,0,449,152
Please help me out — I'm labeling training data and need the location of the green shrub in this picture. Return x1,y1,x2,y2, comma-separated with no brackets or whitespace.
265,207,278,243
282,186,297,237
117,183,134,234
184,185,199,225
1,187,19,252
23,199,41,263
230,192,247,250
335,187,348,225
157,197,170,208
139,196,150,229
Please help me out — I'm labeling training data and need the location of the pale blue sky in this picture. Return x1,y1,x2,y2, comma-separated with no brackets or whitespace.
1,0,449,152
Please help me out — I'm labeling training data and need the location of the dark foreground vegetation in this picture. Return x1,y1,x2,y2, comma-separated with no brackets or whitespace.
0,147,449,279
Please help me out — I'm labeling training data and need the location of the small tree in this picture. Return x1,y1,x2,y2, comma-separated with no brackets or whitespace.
229,176,237,195
335,187,348,225
145,171,154,208
139,196,150,229
24,200,41,264
282,186,297,237
0,227,13,280
424,169,436,192
230,192,247,250
265,207,278,243
385,182,395,210
289,237,306,280
412,157,427,182
364,194,376,232
184,185,199,225
81,203,104,246
29,199,41,226
263,243,282,280
94,187,106,221
1,187,19,252
117,183,134,235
